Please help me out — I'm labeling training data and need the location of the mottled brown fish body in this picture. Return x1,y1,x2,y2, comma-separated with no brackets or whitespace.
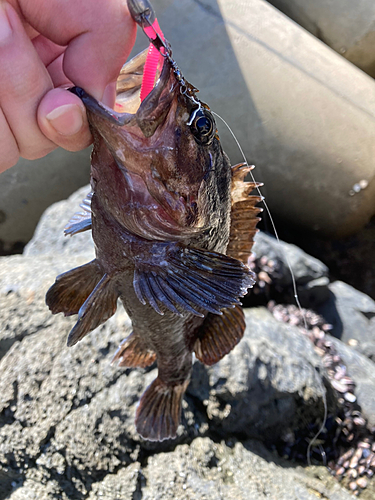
46,46,261,441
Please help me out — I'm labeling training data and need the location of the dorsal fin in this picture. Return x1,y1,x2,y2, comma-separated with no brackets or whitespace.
227,163,262,264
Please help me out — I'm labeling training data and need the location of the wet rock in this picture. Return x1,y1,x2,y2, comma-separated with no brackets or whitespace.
317,281,375,361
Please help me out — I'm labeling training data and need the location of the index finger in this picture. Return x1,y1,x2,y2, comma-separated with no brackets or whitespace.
10,0,137,100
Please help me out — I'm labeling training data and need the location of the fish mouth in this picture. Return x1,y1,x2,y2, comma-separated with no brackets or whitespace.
71,48,208,236
71,47,179,139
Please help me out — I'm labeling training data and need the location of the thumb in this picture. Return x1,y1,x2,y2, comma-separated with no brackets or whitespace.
38,87,92,151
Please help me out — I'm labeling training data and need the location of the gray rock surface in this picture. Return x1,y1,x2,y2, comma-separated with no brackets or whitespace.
0,252,352,499
6,437,353,500
189,308,328,441
24,184,94,258
3,187,375,498
252,231,330,307
0,148,91,253
317,281,375,361
140,438,353,500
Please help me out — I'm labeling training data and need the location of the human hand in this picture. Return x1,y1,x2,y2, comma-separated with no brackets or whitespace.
0,0,136,173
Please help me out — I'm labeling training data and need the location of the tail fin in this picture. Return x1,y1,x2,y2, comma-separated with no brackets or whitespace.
46,260,103,316
67,274,119,346
135,377,189,441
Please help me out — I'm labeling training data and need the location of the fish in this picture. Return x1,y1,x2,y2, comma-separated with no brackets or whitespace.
45,0,262,441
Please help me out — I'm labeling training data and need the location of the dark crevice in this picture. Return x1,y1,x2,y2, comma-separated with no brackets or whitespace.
0,381,18,426
0,323,53,362
361,311,375,320
0,240,25,257
132,468,146,500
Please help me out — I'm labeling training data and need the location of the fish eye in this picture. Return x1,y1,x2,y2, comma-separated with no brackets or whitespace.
189,109,215,145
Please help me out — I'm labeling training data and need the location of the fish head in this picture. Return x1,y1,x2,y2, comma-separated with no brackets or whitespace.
74,47,231,240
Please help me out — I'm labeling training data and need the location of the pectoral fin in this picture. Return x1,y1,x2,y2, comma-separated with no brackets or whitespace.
133,245,255,317
46,259,102,316
67,274,119,346
194,304,246,365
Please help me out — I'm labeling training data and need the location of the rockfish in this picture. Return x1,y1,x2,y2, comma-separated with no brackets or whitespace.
46,0,261,441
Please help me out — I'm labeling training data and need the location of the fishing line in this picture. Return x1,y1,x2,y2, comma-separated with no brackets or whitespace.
211,111,306,329
306,371,328,467
212,110,328,462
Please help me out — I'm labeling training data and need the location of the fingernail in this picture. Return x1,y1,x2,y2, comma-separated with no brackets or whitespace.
46,104,84,136
0,3,12,44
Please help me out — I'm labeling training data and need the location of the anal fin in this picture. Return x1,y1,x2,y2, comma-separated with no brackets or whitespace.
46,259,102,316
112,331,156,368
67,274,119,347
136,377,190,442
194,304,246,366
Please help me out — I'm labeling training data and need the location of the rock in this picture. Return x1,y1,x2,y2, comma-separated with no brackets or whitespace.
0,148,91,253
0,253,205,498
0,251,351,499
24,185,95,261
267,0,375,77
24,184,94,258
189,307,330,440
127,0,375,236
86,463,141,500
5,438,353,500
317,281,375,361
1,186,372,497
250,231,330,307
330,337,375,427
141,437,352,500
0,251,94,360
